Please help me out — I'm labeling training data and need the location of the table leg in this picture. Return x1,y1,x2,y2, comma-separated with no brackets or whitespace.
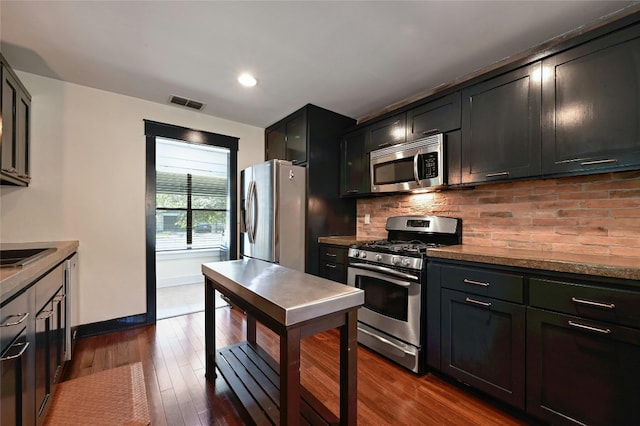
281,326,301,426
204,278,216,381
340,309,358,425
247,313,257,346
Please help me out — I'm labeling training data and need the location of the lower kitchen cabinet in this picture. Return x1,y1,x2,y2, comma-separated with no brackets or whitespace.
527,307,640,425
34,263,65,423
318,244,348,284
1,288,35,426
441,288,526,409
430,257,640,424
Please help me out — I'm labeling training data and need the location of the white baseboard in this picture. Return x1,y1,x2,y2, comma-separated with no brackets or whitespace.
156,274,203,288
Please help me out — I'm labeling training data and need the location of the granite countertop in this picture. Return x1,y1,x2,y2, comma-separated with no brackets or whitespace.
317,235,370,247
202,258,364,326
1,241,79,304
427,245,640,281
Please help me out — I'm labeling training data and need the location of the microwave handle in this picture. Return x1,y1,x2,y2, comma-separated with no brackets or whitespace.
413,152,420,184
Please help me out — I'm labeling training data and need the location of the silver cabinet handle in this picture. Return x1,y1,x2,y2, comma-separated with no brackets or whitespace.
463,278,490,287
580,159,617,166
568,320,611,335
465,297,492,308
346,189,359,193
37,309,55,320
0,342,29,361
325,253,337,258
1,312,29,327
486,171,510,178
571,297,615,310
325,264,337,269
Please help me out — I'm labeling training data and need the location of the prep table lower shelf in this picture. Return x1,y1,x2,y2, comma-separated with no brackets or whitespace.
216,342,338,425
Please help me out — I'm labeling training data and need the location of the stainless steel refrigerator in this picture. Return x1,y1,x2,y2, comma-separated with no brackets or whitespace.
240,160,306,272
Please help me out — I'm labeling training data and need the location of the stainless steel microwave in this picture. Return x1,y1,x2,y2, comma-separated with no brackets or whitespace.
370,134,445,193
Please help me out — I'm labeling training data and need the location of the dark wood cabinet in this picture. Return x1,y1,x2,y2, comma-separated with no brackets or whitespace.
1,54,31,187
541,23,640,175
340,129,370,196
461,63,542,184
34,264,65,424
265,109,308,165
1,288,35,426
438,264,526,409
365,113,406,152
527,307,640,425
430,257,640,424
527,276,640,425
318,244,348,284
406,92,461,141
266,104,356,276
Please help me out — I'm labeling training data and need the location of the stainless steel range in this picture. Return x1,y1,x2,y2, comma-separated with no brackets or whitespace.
347,215,462,373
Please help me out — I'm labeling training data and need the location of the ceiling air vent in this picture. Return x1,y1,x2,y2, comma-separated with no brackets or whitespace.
169,95,205,111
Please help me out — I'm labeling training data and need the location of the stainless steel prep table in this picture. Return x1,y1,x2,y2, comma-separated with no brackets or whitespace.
202,259,364,425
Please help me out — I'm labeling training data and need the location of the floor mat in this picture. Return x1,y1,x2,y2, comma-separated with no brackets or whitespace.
44,362,151,426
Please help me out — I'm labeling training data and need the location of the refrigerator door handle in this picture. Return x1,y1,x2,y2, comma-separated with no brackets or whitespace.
249,180,258,243
246,180,257,244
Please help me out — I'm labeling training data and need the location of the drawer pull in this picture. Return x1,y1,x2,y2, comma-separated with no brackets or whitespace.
1,312,29,327
37,309,55,320
463,278,490,287
580,159,617,167
568,320,611,335
465,297,491,308
485,171,509,178
325,253,337,258
325,264,337,269
0,342,30,361
571,297,615,310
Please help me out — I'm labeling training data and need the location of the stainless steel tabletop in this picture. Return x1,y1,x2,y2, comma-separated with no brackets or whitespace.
202,258,364,326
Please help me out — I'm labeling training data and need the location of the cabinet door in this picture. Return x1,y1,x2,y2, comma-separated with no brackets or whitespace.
541,24,640,175
527,307,640,425
285,110,307,164
265,123,286,161
1,330,33,426
461,63,541,184
340,130,370,196
441,288,526,409
366,113,406,152
1,69,18,177
407,92,461,141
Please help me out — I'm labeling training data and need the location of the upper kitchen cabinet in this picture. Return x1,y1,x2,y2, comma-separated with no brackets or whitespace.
265,109,306,164
340,129,370,197
406,92,461,141
365,113,406,152
1,54,32,186
266,104,356,277
461,63,542,184
541,22,640,175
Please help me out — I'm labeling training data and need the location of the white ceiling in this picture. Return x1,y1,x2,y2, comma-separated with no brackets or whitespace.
1,1,638,128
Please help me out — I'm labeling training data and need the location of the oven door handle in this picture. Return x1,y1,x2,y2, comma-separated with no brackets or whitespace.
358,326,415,356
349,263,418,282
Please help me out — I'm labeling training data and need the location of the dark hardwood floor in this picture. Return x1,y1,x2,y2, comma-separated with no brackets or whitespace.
64,305,530,425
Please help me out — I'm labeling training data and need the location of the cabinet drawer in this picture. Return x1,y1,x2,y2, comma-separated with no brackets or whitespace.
529,278,640,329
320,245,347,264
35,263,65,308
0,290,30,352
440,265,524,303
319,262,347,284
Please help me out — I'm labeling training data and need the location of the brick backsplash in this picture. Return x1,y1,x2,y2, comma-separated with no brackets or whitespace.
357,170,640,257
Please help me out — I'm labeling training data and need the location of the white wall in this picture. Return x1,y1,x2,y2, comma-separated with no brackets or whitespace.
0,72,264,325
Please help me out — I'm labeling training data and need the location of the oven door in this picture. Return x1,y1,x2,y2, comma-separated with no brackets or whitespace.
347,263,422,347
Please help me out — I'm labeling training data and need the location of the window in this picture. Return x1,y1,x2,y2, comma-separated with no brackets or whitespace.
155,138,230,251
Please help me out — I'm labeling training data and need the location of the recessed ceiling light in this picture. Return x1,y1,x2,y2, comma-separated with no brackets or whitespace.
238,73,257,87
